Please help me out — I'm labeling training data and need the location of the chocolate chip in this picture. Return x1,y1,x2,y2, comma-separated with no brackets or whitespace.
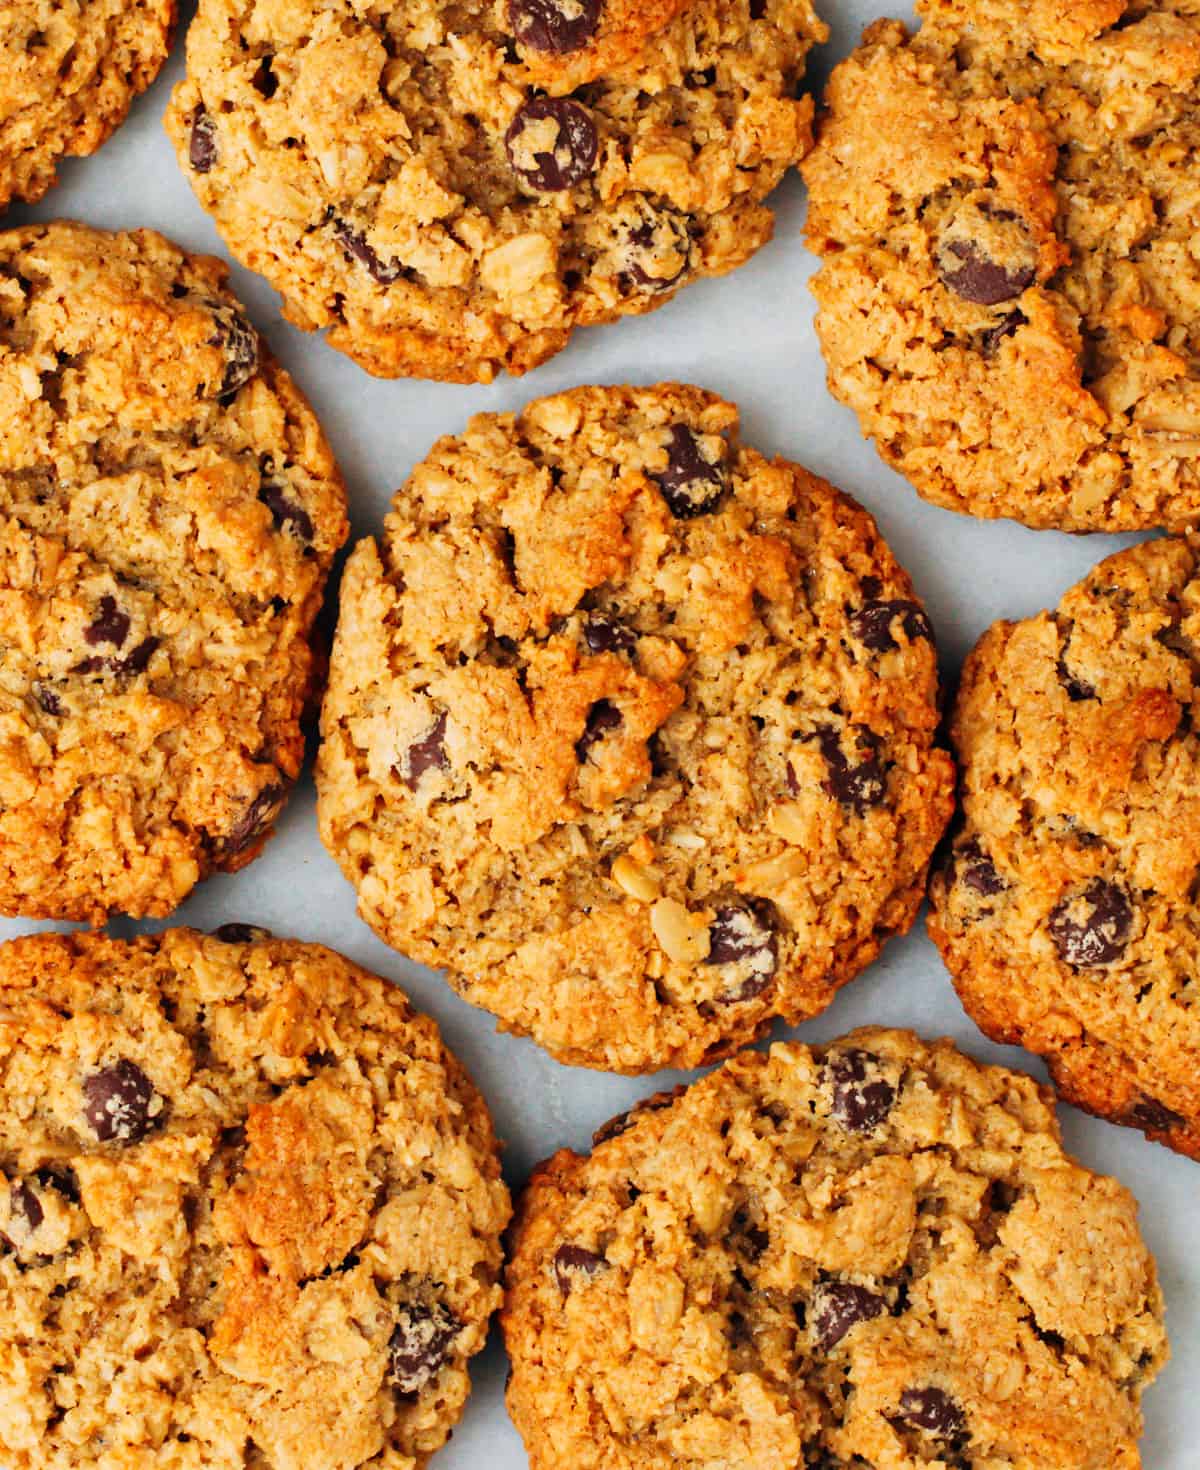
956,840,1006,897
508,0,601,53
403,711,449,789
82,1059,158,1144
118,637,160,674
85,595,130,648
980,310,1025,356
389,1302,459,1396
505,97,598,191
33,683,62,716
9,1181,43,1235
575,699,621,762
218,784,285,857
189,107,217,172
652,424,728,518
624,206,694,293
1125,1096,1186,1133
1048,880,1132,967
896,1386,966,1439
811,1281,885,1351
591,1088,683,1145
826,1050,895,1134
706,901,778,1001
815,726,886,814
35,1166,78,1204
553,1243,605,1296
940,240,1034,306
850,599,932,653
207,305,259,397
583,614,636,656
334,220,405,286
213,922,272,943
260,475,315,542
251,55,278,98
1058,660,1096,702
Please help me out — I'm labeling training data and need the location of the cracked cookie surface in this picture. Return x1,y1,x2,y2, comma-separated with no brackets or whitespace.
929,535,1200,1161
504,1027,1168,1470
0,927,510,1470
315,384,954,1073
0,222,347,923
165,0,825,382
0,0,175,209
802,0,1200,531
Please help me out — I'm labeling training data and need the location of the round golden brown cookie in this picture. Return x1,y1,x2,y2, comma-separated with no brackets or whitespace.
0,927,511,1470
0,222,347,923
928,535,1200,1161
315,384,954,1073
503,1028,1168,1470
164,0,826,383
802,0,1200,532
0,0,175,209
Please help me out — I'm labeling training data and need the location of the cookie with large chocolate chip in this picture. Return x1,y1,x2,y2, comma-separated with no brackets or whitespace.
0,222,347,923
164,0,826,382
802,0,1200,531
0,0,175,209
929,536,1200,1160
0,928,510,1470
504,1028,1167,1470
316,384,954,1072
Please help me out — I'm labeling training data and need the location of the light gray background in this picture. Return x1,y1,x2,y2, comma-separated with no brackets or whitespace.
6,3,1194,1463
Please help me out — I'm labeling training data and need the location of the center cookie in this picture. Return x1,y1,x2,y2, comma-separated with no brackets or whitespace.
164,0,826,382
0,928,510,1470
503,1029,1168,1470
316,384,954,1073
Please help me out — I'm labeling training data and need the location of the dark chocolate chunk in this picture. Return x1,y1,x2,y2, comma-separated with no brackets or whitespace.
251,55,278,98
591,1088,683,1145
651,424,728,518
553,1243,605,1296
118,637,160,674
33,683,62,716
81,1059,158,1144
575,699,621,762
260,475,315,542
896,1386,966,1439
826,1049,895,1134
505,97,598,191
403,711,449,789
334,220,405,286
957,840,1006,897
508,0,601,53
207,305,260,397
1048,880,1132,967
815,726,886,814
812,1281,885,1351
189,108,217,172
85,596,130,648
389,1302,459,1396
850,599,932,653
583,614,636,656
218,784,285,857
9,1180,44,1235
1124,1096,1186,1133
940,240,1034,306
624,206,694,293
706,900,778,1000
980,310,1025,356
212,922,273,943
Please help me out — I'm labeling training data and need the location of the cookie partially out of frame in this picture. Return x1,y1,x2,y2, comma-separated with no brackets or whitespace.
0,222,347,922
504,1028,1167,1470
0,0,175,209
165,0,826,382
316,383,954,1073
802,0,1200,531
0,927,510,1470
930,535,1200,1160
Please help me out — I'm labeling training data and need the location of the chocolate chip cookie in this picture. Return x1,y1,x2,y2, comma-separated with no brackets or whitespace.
929,535,1200,1161
0,927,510,1470
802,0,1200,532
315,384,954,1073
0,0,175,209
504,1027,1168,1470
164,0,826,382
0,222,347,923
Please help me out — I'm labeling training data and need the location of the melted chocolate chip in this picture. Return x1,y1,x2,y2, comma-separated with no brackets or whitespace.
403,712,449,789
389,1302,459,1396
553,1243,605,1296
625,206,694,293
815,726,886,814
189,108,217,172
85,595,130,648
591,1088,683,1145
583,614,636,656
505,97,598,191
119,637,160,674
82,1059,158,1144
896,1386,966,1439
213,922,273,943
1048,880,1132,967
207,306,259,397
251,55,278,98
218,785,285,857
260,476,315,542
850,599,932,653
706,901,778,1000
957,840,1006,897
812,1281,885,1351
575,699,621,762
334,221,405,285
1125,1096,1186,1133
508,0,601,53
826,1050,895,1134
980,310,1025,356
33,683,62,716
940,240,1034,306
9,1180,43,1235
652,424,728,518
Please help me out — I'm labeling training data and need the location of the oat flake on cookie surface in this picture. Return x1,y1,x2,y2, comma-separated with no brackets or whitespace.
166,0,826,382
316,384,954,1073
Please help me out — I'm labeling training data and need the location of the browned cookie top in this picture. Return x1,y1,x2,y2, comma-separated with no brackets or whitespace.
504,1029,1167,1470
929,534,1200,1160
316,384,954,1073
0,222,347,923
165,0,825,381
0,928,510,1470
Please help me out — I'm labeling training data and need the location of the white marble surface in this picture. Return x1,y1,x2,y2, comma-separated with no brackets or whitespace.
5,2,1194,1463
